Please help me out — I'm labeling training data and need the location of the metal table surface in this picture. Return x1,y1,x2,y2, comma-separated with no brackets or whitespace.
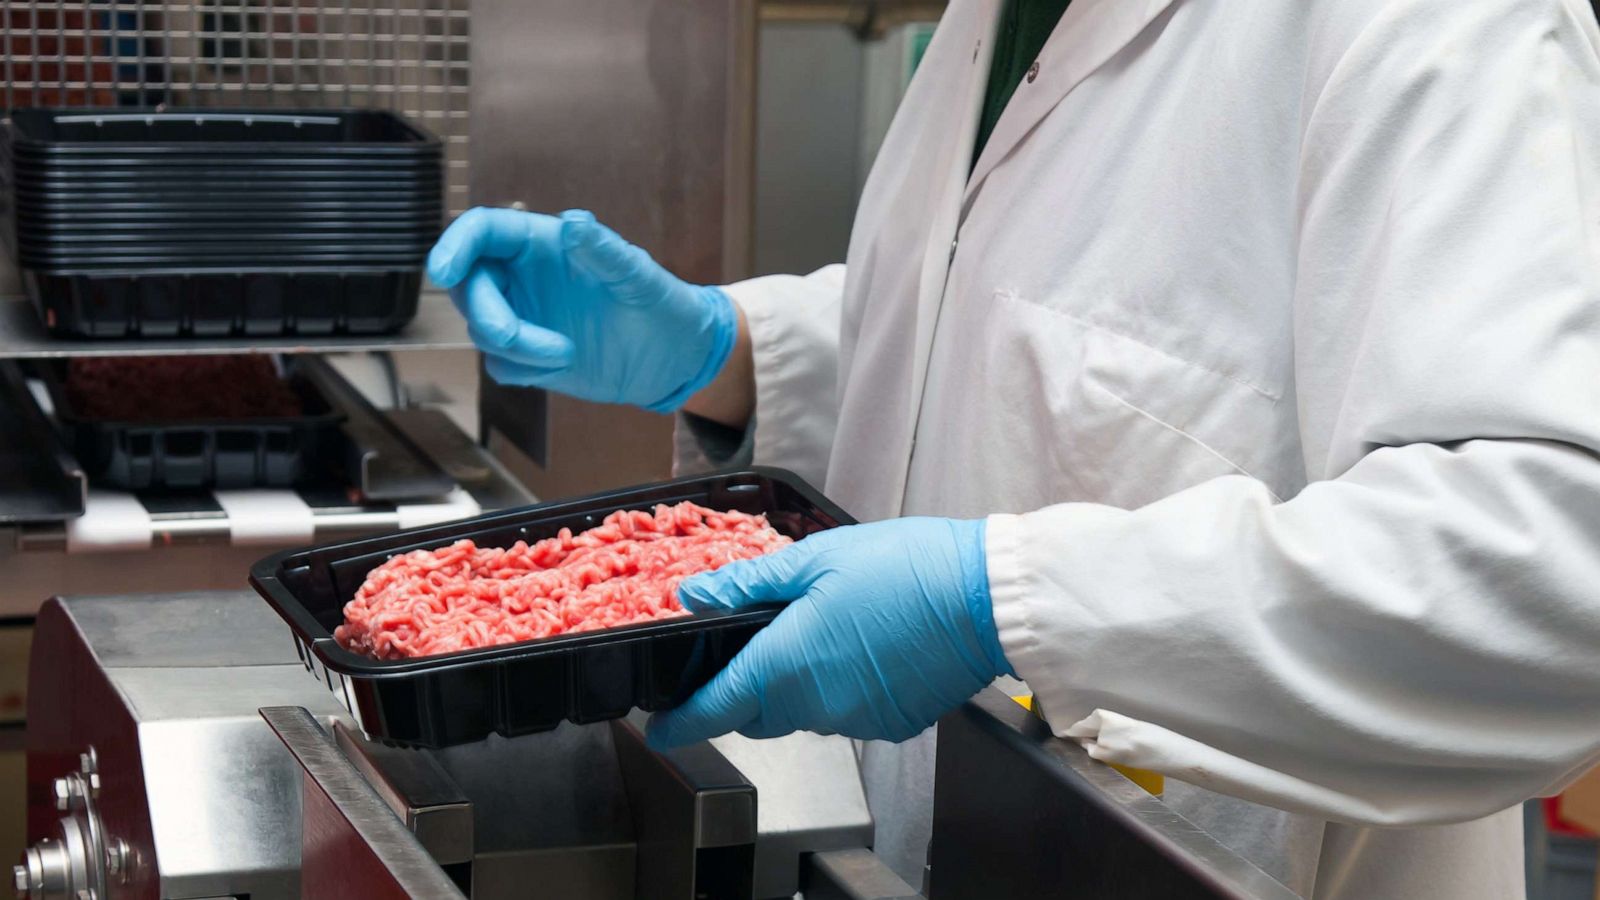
0,290,471,358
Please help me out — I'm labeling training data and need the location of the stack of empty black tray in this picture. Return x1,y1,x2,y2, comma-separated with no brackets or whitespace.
2,108,443,337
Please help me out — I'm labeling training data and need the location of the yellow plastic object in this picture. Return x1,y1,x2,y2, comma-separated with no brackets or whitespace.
1012,694,1164,796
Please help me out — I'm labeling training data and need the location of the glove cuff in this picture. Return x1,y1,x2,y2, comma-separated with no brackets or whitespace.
643,286,739,414
959,518,1017,679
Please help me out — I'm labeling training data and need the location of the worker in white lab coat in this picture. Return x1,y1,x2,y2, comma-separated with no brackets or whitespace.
427,0,1600,896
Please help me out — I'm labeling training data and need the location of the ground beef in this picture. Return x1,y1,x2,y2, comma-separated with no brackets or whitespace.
65,355,302,421
337,501,792,659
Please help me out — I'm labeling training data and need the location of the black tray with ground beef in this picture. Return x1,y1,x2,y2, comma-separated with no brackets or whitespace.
41,355,346,490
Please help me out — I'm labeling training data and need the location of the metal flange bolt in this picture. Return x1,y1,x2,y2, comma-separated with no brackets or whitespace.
52,778,73,812
104,840,129,882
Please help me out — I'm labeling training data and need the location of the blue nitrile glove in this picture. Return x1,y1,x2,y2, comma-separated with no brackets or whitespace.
427,207,738,413
646,517,1015,749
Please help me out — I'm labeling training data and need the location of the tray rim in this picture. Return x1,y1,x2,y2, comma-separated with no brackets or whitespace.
249,466,852,679
40,355,349,430
7,107,443,152
21,263,428,276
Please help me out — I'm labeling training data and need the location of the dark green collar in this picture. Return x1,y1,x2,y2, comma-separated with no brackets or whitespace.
974,0,1073,169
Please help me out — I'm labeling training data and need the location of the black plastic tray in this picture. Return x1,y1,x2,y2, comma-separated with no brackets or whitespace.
8,108,440,154
249,468,854,747
1,109,439,338
17,254,431,271
17,242,430,259
9,173,444,192
9,159,443,176
7,150,441,167
42,359,347,490
10,198,442,214
7,148,441,166
15,214,443,230
21,268,424,337
17,230,439,245
11,185,442,201
7,163,443,179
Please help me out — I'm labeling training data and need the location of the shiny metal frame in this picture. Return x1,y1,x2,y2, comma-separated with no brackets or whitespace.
930,690,1303,900
263,706,468,900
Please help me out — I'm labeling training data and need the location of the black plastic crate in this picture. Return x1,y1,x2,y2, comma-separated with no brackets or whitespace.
41,358,346,490
249,468,854,747
22,268,424,337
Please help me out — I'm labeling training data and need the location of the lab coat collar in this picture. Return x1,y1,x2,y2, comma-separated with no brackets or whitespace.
965,0,1183,202
893,0,1001,516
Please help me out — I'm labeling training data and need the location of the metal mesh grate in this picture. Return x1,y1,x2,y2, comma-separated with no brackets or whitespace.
0,0,471,214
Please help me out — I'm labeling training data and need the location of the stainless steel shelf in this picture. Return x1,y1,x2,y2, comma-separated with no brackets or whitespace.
0,290,471,359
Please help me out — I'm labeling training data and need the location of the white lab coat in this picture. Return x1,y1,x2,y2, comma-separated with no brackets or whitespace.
677,0,1600,896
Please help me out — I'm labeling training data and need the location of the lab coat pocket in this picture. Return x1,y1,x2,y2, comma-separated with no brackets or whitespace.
991,290,1299,510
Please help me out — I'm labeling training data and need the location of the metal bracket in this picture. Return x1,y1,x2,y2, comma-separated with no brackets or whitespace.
296,355,456,502
611,712,759,899
260,706,468,900
333,722,475,867
804,849,923,899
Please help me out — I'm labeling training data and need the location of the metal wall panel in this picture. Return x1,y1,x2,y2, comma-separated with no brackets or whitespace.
470,0,757,500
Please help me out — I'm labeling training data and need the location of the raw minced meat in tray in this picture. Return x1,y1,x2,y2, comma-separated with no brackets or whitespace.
338,501,792,659
250,468,853,746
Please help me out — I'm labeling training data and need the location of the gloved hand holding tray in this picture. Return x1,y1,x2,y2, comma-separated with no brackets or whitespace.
249,467,853,747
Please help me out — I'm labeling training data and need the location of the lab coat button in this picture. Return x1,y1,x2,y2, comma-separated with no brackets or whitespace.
948,238,958,261
1027,60,1041,83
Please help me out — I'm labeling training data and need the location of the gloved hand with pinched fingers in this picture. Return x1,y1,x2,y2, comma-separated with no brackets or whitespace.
427,207,738,413
646,517,1015,749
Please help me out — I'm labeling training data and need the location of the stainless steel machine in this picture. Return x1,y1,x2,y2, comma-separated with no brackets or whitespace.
15,591,1303,899
15,592,879,900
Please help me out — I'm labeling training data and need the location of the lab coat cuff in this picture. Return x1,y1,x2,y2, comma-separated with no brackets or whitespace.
721,272,842,488
986,512,1049,681
671,412,756,477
